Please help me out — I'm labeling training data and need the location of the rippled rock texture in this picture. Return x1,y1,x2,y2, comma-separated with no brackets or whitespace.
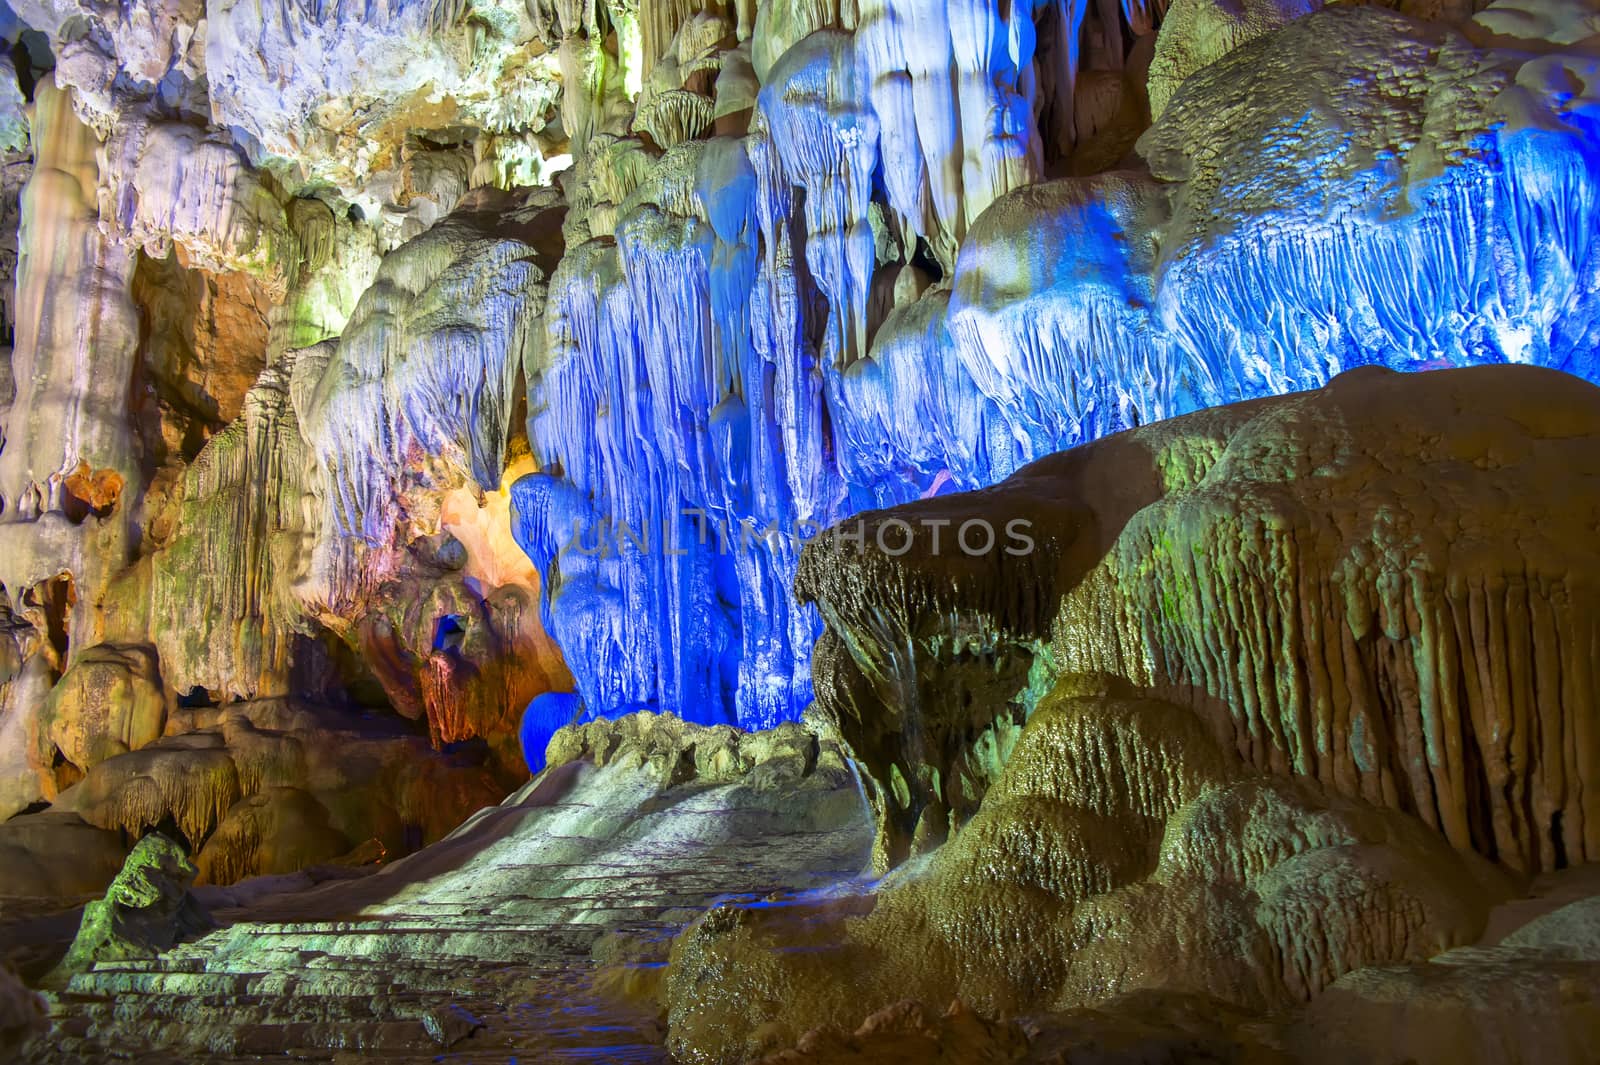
658,359,1600,1061
801,364,1600,871
665,673,1524,1061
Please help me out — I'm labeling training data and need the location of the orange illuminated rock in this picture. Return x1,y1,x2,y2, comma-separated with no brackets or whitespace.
59,464,124,518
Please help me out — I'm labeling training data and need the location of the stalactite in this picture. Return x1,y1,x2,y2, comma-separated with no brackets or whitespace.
99,113,294,298
525,3,1600,737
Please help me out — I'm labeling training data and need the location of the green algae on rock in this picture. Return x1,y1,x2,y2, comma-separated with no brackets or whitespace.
45,833,213,990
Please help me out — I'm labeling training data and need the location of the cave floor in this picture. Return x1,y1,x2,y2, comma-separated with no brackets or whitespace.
30,758,873,1063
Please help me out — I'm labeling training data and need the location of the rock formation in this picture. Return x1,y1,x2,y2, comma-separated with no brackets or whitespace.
0,59,574,882
0,0,1595,1061
0,809,126,897
644,359,1600,1061
44,833,212,989
0,0,1594,830
515,0,1600,732
19,711,871,1062
49,699,507,882
799,364,1600,871
665,673,1517,1061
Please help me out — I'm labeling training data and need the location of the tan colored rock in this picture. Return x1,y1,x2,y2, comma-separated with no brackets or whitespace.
0,810,127,897
60,730,243,846
545,710,830,790
984,690,1233,822
754,999,1027,1065
0,77,140,521
664,678,1506,1063
194,786,352,885
131,249,275,454
36,698,504,885
1285,867,1600,1065
798,365,1600,873
1072,366,1600,873
633,13,735,148
1148,0,1324,120
30,642,166,789
0,79,142,815
0,633,55,820
135,354,318,700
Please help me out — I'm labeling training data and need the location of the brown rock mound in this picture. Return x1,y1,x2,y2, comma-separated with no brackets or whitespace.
797,365,1600,872
3,698,505,896
665,677,1510,1063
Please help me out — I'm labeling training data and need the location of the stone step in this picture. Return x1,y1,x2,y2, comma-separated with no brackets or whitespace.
23,758,871,1064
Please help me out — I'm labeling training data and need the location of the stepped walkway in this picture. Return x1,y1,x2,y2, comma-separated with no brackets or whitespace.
32,756,872,1063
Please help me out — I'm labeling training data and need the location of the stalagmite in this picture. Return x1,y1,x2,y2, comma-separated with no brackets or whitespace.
664,674,1514,1063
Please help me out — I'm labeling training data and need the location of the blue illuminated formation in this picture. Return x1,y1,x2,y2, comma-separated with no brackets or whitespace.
512,6,1600,733
518,691,584,773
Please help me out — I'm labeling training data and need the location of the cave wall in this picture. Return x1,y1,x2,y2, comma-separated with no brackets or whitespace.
0,1,576,873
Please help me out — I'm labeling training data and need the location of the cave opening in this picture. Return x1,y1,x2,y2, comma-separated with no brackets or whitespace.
176,686,217,709
432,614,468,653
